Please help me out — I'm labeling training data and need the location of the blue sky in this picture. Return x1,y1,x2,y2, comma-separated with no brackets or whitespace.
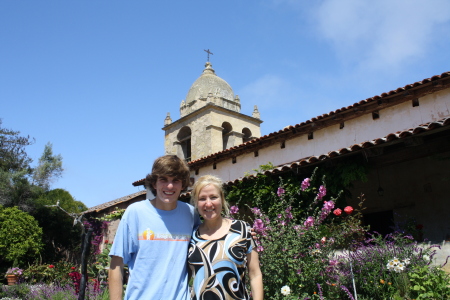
2,0,450,209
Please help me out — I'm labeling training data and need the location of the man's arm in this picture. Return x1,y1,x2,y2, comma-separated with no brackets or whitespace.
109,255,124,300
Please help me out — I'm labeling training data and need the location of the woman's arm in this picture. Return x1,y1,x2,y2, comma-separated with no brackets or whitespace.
247,249,264,300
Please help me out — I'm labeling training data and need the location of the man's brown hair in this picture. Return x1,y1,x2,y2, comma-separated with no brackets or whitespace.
145,155,191,196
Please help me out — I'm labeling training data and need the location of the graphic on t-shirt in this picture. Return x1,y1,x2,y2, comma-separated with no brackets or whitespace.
138,228,190,241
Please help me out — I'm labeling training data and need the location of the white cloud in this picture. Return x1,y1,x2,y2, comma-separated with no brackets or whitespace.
314,0,450,71
239,74,292,110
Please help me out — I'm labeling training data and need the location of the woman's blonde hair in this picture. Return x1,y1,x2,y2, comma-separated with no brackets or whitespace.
191,175,230,216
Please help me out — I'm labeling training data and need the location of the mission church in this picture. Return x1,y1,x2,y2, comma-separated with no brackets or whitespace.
85,60,450,267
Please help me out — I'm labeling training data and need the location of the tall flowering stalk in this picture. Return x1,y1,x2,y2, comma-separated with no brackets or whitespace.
238,173,355,299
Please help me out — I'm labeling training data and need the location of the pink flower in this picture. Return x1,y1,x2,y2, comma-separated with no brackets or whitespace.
304,216,314,228
323,201,335,211
301,178,310,191
285,206,292,213
230,206,239,214
317,185,327,200
344,206,354,215
251,207,261,216
333,208,342,216
277,214,282,219
286,212,293,219
329,260,339,266
277,187,285,197
253,219,267,235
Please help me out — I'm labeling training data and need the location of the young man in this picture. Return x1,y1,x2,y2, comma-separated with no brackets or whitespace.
109,155,201,300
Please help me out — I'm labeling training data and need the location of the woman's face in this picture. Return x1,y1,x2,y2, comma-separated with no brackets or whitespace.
197,184,222,221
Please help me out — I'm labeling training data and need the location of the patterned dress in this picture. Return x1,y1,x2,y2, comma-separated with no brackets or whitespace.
188,219,254,300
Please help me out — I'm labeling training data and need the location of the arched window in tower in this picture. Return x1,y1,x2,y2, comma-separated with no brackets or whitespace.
222,122,233,150
177,126,192,162
242,128,252,143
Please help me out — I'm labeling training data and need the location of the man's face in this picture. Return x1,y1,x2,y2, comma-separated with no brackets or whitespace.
152,176,183,210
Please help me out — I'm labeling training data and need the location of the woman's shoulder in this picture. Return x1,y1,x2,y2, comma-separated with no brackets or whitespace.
230,219,252,231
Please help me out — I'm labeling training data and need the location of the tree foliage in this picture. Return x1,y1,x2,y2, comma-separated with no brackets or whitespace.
0,119,34,172
0,120,37,209
36,188,87,213
0,120,86,265
32,142,63,191
33,189,87,263
0,205,43,266
0,120,66,211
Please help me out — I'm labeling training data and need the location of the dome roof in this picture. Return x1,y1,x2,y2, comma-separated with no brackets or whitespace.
185,62,234,103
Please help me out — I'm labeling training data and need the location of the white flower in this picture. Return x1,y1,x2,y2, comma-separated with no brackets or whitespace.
311,249,322,255
422,255,430,262
281,285,291,296
386,260,396,270
402,258,410,265
394,263,405,272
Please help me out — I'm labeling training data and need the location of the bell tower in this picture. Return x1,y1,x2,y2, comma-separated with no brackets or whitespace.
163,61,262,162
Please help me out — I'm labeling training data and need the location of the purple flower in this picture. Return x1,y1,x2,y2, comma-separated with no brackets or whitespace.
301,178,310,191
251,207,261,216
317,185,327,200
277,187,285,197
277,213,282,219
304,216,314,228
323,200,334,211
286,212,293,219
230,205,239,214
285,206,292,213
253,219,267,235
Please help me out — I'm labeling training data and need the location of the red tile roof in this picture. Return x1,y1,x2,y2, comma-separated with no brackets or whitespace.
84,190,146,214
96,117,450,213
132,71,449,186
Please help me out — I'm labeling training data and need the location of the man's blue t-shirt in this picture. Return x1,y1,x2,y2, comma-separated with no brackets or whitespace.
109,199,200,300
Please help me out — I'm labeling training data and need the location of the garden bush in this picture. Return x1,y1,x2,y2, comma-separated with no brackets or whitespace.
0,206,43,268
228,166,450,299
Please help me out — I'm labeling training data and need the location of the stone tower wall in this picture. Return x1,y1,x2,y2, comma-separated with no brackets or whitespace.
164,106,261,161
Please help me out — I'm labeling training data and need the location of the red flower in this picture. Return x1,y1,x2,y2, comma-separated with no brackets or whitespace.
104,240,109,244
49,265,55,268
333,208,342,216
416,224,424,230
71,267,76,270
344,206,354,215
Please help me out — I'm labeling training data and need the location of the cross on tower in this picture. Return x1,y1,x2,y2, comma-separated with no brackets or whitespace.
204,49,213,62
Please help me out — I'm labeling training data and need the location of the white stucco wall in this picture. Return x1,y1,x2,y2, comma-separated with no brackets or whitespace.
192,89,450,182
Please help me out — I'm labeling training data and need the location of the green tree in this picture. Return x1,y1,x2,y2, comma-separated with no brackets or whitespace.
32,142,63,191
0,121,66,212
0,120,37,209
36,188,87,213
33,189,87,262
0,205,43,267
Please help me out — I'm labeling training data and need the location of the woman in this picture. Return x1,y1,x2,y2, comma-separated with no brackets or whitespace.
188,175,263,300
